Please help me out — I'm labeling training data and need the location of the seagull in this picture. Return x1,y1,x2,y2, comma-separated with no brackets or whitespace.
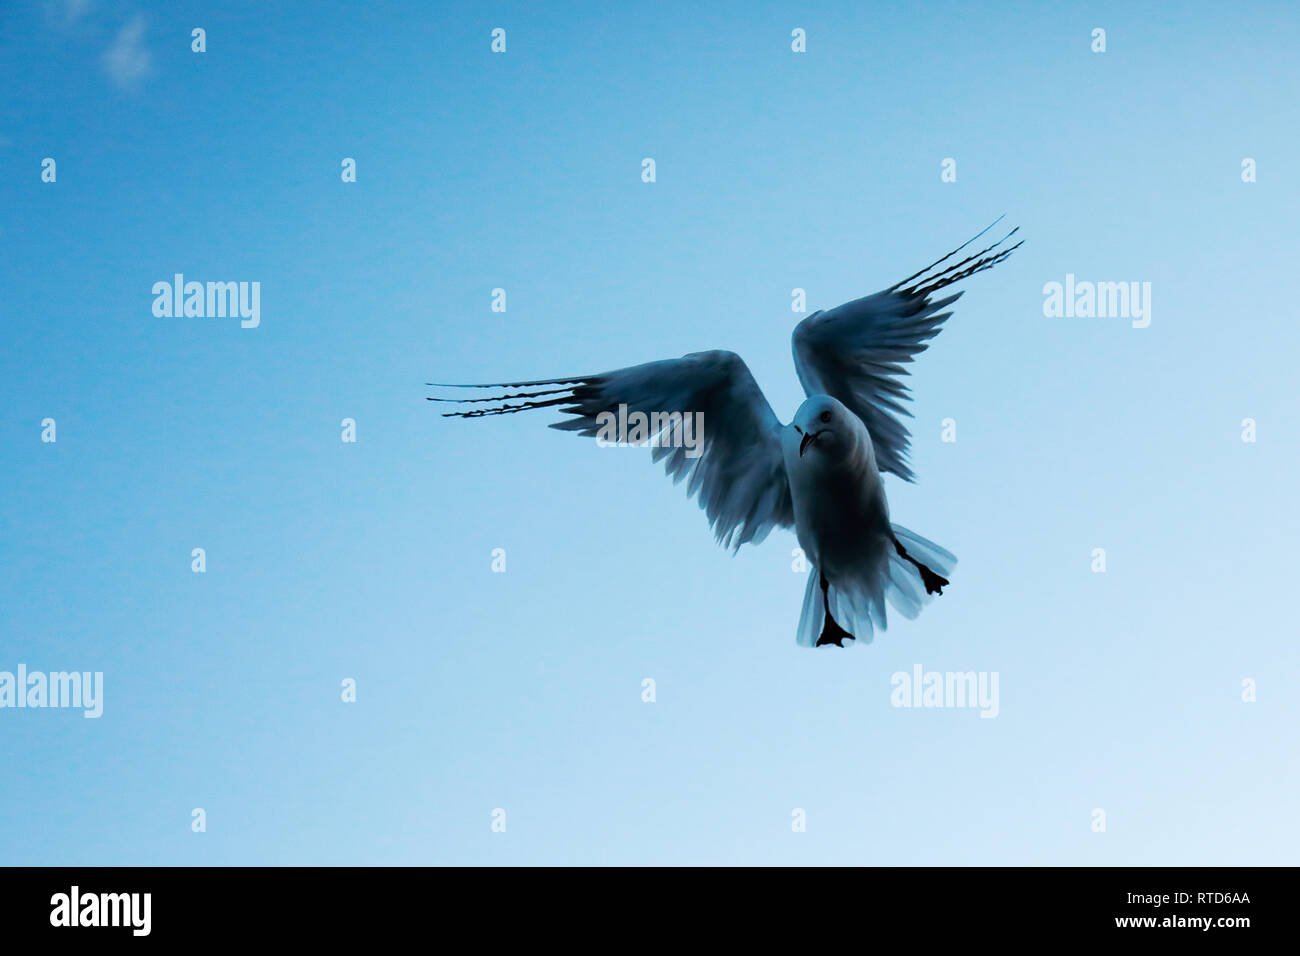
429,220,1021,648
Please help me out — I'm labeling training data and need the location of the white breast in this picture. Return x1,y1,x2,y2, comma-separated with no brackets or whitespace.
782,423,890,576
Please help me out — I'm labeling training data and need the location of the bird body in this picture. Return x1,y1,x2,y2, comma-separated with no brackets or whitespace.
783,394,885,579
780,394,955,645
430,221,1019,647
782,396,891,643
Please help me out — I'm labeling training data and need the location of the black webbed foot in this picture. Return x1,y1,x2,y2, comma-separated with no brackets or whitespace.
892,535,950,596
816,614,856,648
918,565,949,595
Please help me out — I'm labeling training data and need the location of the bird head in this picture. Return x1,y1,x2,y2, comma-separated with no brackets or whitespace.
793,395,855,461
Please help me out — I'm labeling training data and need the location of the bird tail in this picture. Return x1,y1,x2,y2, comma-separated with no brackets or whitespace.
795,570,825,648
794,568,885,649
883,524,957,620
794,526,956,649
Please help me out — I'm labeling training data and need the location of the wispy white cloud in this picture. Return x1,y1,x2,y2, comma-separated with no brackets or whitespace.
101,15,152,90
45,0,95,28
63,0,95,23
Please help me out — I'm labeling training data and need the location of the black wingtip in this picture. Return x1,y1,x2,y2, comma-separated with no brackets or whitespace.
425,376,595,389
428,390,581,419
427,385,579,406
427,374,606,419
899,224,1022,299
889,216,1009,292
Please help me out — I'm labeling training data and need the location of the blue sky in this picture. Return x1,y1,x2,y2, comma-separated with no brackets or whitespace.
1,0,1297,865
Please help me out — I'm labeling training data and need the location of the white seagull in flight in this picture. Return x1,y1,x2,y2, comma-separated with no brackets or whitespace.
430,221,1021,648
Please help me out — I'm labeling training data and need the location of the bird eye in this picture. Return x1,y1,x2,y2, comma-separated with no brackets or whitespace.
819,410,832,423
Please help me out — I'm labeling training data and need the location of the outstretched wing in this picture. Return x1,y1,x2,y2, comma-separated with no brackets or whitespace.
792,219,1021,481
429,349,793,550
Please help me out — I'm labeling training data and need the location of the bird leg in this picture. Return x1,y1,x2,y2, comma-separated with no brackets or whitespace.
816,571,856,647
892,537,949,595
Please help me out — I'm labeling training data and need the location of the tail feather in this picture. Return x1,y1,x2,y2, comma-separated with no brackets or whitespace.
794,569,883,649
884,523,956,619
795,570,823,649
794,527,956,649
892,524,957,576
885,556,926,620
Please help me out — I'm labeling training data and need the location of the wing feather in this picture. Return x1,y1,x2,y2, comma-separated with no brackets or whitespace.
430,350,792,550
793,222,1020,480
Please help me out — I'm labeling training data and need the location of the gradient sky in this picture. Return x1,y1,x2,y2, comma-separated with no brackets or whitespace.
1,0,1297,865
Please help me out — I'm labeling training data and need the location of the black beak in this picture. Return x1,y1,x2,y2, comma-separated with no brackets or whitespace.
799,431,815,457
